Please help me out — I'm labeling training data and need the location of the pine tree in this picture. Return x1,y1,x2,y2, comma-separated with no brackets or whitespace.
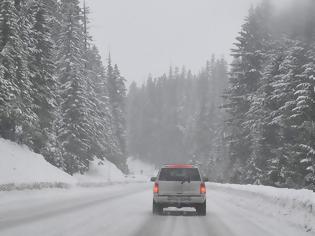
56,0,91,174
27,0,58,158
85,46,118,165
299,42,315,189
264,40,309,187
0,0,37,145
106,56,128,172
192,62,213,164
289,41,315,189
0,0,128,175
225,2,272,183
127,81,142,158
0,0,19,140
113,64,127,155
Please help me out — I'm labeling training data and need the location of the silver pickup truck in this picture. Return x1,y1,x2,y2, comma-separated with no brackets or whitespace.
151,164,208,216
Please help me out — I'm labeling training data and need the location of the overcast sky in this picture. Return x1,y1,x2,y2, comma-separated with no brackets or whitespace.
84,0,263,85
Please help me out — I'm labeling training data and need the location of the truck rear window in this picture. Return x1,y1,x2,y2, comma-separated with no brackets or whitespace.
158,168,201,181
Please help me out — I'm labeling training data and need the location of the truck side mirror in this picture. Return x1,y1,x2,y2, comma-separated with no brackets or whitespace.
150,177,157,182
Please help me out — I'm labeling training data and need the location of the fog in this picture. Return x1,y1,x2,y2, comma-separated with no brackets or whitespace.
84,0,263,84
0,0,315,234
126,0,315,188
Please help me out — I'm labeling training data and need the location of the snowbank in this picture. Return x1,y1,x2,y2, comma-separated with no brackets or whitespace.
209,183,315,233
0,138,150,191
74,159,127,185
127,157,156,181
74,158,151,186
0,138,76,190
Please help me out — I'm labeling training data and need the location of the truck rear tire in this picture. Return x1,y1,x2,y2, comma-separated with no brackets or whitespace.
153,201,163,215
196,201,206,216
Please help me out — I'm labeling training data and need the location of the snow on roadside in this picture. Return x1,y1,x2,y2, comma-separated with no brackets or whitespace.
0,138,156,191
0,138,149,191
127,157,156,181
127,157,156,176
0,138,76,191
209,183,315,234
74,158,153,186
74,159,128,186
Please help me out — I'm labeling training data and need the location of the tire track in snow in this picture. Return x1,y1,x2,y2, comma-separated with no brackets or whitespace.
0,187,146,231
131,208,223,236
131,213,177,236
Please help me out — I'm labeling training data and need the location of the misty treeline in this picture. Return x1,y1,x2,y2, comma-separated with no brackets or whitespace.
0,0,127,174
128,0,315,190
127,58,229,172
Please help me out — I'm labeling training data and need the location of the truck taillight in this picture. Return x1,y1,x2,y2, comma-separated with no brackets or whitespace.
153,183,159,194
200,183,206,194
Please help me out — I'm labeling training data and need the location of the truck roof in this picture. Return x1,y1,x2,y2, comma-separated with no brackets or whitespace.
162,164,197,168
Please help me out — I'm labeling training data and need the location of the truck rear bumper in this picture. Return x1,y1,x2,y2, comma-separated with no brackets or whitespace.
154,194,206,207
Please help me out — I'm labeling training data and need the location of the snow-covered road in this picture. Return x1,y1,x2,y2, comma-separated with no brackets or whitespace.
0,183,313,236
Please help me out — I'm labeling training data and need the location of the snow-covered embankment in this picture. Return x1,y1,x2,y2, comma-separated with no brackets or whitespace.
0,138,150,191
209,183,315,234
0,139,76,191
